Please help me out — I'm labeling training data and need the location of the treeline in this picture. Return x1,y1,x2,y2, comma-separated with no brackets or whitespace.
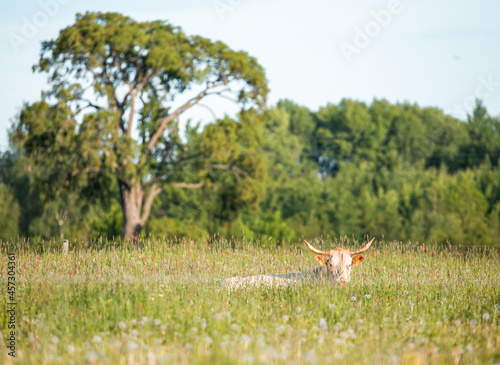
2,98,500,244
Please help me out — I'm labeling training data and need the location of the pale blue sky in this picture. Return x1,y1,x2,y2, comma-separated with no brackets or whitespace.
1,0,499,149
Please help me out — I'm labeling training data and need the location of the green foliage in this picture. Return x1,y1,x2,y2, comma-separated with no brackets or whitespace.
13,11,268,238
4,12,500,243
250,210,296,243
146,217,208,240
0,183,20,240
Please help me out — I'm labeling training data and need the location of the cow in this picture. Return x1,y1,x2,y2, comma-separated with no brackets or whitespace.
220,238,375,290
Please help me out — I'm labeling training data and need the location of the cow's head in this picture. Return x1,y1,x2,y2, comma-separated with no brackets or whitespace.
304,238,375,284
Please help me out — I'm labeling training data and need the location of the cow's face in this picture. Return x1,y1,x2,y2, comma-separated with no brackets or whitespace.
306,238,374,284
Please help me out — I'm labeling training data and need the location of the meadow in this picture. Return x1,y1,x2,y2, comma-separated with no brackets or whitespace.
0,238,499,365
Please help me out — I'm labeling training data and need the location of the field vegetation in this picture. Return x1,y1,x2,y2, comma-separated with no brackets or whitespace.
1,239,499,364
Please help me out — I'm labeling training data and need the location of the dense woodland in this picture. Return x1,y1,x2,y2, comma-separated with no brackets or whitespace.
1,12,500,245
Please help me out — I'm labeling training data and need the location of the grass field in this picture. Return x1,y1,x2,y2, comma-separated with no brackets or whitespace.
1,238,499,364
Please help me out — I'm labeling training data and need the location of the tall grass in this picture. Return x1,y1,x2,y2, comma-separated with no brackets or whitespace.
0,239,499,364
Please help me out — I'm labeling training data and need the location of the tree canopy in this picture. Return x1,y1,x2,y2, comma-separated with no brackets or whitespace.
12,12,268,238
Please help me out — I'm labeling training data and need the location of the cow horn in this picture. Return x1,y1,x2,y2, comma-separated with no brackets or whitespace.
349,238,375,255
304,240,331,255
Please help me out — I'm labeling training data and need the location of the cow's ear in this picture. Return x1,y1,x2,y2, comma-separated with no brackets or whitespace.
315,255,328,265
352,255,366,265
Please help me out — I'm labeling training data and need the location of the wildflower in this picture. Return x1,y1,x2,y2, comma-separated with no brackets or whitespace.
240,334,252,345
319,318,328,330
204,336,213,345
470,320,477,325
118,322,127,330
230,324,238,331
329,304,335,309
282,315,289,322
351,296,357,301
455,319,461,326
86,352,98,361
127,341,138,351
466,344,474,353
52,336,59,344
495,304,500,309
365,294,372,300
67,344,75,353
153,319,161,326
482,313,490,321
131,329,139,336
92,335,102,344
296,307,302,313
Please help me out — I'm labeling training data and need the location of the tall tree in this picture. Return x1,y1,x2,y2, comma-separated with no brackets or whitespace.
13,12,268,238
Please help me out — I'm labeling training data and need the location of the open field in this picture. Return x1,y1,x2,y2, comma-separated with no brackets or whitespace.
1,239,499,364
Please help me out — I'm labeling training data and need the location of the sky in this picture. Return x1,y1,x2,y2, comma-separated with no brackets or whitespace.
1,0,499,149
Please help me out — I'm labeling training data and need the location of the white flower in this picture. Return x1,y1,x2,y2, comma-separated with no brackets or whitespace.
86,352,98,361
351,296,357,301
118,322,127,330
67,344,75,353
230,324,238,331
365,294,372,300
92,335,102,343
483,313,490,321
319,318,328,330
52,336,59,344
154,319,161,326
131,329,139,336
282,315,289,322
455,320,461,326
470,319,477,325
494,303,500,309
296,307,302,313
329,304,335,309
204,336,213,344
127,342,138,351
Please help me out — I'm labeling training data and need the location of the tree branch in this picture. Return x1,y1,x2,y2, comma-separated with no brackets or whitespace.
172,182,205,189
147,83,219,152
140,182,162,224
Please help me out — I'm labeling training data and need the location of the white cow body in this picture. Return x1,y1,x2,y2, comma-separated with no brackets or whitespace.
221,239,374,290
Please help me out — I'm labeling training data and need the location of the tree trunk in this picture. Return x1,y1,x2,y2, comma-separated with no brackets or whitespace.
119,181,162,240
120,183,145,240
